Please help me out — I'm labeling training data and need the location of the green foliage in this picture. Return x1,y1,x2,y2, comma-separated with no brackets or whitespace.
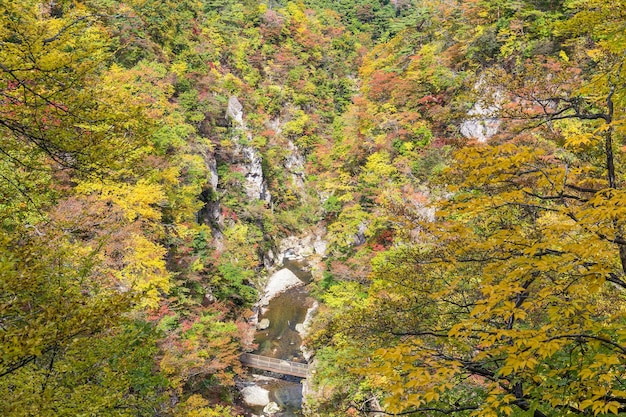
159,308,244,390
1,323,168,416
214,262,257,305
175,395,242,417
9,0,626,416
304,0,424,41
322,195,342,217
309,1,626,416
0,228,168,415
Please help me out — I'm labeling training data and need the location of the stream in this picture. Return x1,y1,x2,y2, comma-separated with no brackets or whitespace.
242,259,314,416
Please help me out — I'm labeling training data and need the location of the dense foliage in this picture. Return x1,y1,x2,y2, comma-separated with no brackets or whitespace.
309,1,626,416
2,0,626,416
0,0,355,414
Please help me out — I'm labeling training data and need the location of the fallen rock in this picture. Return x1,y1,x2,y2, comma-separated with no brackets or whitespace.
260,268,303,306
241,385,270,407
263,402,281,414
258,318,270,330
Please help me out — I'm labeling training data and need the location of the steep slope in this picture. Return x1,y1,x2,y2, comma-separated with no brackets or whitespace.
2,1,626,416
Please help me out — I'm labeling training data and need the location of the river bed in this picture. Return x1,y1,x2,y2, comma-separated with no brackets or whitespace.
242,259,314,416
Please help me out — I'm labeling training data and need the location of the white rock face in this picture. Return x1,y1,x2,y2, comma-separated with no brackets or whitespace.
198,147,220,191
225,95,271,204
460,79,502,142
241,145,271,203
354,222,367,246
241,385,271,407
299,301,319,361
296,301,318,337
268,117,281,134
260,268,304,306
227,95,244,128
460,101,500,142
277,231,328,263
207,155,219,190
313,236,327,256
284,140,305,190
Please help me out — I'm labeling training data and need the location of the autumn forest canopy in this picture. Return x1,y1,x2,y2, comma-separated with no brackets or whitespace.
1,0,626,416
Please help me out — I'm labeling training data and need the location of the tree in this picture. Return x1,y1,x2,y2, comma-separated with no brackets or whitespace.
0,1,152,177
0,224,175,416
0,2,179,414
309,1,626,416
362,134,626,416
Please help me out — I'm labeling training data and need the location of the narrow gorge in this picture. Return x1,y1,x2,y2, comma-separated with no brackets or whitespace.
2,1,625,417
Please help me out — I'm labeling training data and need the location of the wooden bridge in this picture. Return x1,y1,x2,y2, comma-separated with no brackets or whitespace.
240,353,309,378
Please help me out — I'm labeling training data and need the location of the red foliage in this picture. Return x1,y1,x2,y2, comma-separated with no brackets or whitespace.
260,10,285,40
371,243,385,252
147,303,173,322
417,94,444,106
367,70,399,101
370,229,394,252
271,49,300,77
260,129,276,138
180,319,194,332
221,207,238,221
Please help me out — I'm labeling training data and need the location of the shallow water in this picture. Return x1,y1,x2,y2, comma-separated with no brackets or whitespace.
282,258,313,283
245,258,313,416
255,285,310,361
246,377,304,416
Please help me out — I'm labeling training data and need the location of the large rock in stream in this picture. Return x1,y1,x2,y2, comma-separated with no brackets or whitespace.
241,385,270,407
259,268,304,306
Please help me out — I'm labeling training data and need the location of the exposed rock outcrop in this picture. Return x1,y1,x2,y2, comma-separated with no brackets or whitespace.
284,140,305,190
197,148,224,248
277,229,327,263
460,101,500,142
240,145,271,203
225,95,271,203
226,95,244,128
298,300,319,362
353,222,367,246
460,78,502,142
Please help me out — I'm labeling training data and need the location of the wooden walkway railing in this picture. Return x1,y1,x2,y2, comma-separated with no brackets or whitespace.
240,353,308,378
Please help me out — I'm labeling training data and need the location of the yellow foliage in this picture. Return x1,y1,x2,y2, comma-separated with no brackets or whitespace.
175,394,241,417
347,132,626,416
113,234,170,308
76,180,166,222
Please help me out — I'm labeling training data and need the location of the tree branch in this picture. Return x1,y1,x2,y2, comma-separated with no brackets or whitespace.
353,403,479,415
42,15,94,44
544,334,626,355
